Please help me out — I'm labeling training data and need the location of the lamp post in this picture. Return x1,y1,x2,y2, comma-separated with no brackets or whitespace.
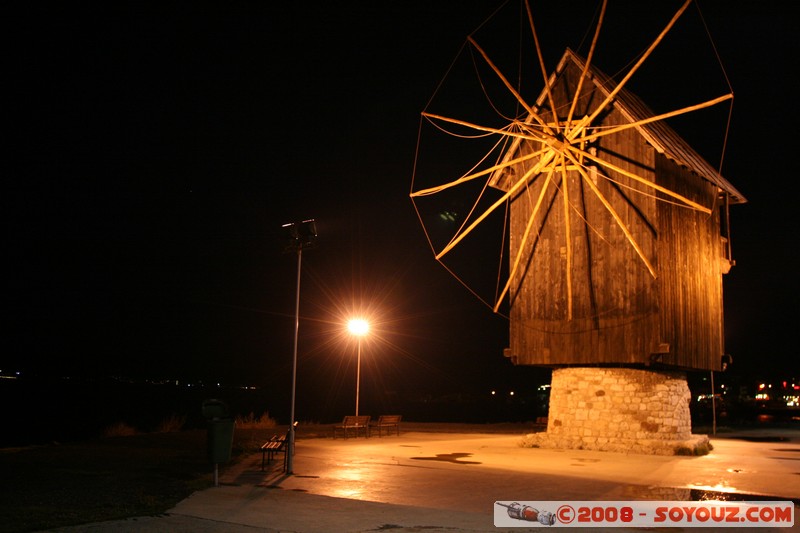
282,219,317,475
347,318,369,416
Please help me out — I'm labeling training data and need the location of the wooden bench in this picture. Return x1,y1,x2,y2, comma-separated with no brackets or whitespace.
370,415,402,437
332,415,370,439
261,431,289,471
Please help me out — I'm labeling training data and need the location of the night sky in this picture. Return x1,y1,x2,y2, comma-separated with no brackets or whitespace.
6,1,798,403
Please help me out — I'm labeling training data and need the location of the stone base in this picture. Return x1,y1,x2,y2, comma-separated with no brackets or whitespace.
520,431,711,456
520,367,710,456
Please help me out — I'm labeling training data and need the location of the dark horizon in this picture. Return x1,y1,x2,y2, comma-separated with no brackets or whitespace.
1,364,796,449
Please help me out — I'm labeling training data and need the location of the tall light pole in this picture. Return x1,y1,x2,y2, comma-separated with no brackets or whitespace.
347,318,369,416
282,219,316,475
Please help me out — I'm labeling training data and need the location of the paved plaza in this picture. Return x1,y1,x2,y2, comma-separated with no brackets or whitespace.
52,426,799,532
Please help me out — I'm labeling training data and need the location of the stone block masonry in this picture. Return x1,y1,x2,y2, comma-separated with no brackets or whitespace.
521,367,710,455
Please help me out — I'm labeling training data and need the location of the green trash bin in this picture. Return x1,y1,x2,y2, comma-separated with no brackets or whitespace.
202,399,234,464
207,418,235,463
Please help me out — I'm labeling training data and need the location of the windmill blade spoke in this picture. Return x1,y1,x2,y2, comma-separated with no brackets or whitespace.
559,155,574,320
525,0,560,131
580,93,734,144
436,150,557,260
494,169,555,312
421,112,545,143
573,146,712,214
566,0,607,130
569,0,693,141
563,148,657,278
467,36,555,135
411,147,547,198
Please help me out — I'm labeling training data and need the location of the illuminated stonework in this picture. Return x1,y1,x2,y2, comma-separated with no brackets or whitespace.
522,367,710,455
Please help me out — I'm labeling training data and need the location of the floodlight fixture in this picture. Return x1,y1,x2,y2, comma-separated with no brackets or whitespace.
282,219,317,251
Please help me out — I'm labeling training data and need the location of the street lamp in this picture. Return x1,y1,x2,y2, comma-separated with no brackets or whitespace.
282,219,317,475
347,318,369,417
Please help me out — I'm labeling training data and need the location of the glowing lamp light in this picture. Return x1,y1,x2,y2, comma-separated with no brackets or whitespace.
347,318,369,336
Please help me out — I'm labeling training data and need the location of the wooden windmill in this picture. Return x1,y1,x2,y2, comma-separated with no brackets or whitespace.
491,45,745,372
411,0,745,453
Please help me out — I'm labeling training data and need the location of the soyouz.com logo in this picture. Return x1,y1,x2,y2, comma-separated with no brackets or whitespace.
494,501,795,528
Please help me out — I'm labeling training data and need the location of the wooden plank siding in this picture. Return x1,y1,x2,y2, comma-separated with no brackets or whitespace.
500,51,726,371
655,157,724,371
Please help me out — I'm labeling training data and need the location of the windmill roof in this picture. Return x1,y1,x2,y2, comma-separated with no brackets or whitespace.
545,48,746,204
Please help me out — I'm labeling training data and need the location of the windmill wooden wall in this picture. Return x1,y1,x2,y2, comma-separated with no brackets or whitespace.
498,51,731,371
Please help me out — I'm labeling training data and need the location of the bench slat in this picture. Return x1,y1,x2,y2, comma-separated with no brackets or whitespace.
261,433,289,470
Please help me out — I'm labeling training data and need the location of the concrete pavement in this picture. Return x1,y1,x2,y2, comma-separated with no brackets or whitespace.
51,426,800,532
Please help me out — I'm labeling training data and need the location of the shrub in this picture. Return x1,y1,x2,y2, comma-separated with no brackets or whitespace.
674,442,712,456
156,414,186,433
102,422,138,438
234,411,276,429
